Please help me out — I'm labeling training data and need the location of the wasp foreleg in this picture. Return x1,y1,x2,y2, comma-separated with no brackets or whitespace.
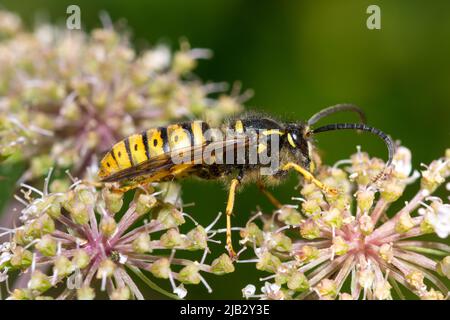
282,162,338,195
256,181,282,209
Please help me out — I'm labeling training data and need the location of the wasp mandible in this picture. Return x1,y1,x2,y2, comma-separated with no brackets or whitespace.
98,104,395,259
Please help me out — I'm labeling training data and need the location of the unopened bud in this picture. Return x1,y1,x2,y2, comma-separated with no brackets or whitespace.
436,256,450,279
357,189,375,213
380,183,404,203
374,280,392,300
287,271,309,292
256,252,282,273
301,200,321,217
406,271,426,292
136,193,157,216
295,245,319,263
46,199,62,219
28,270,51,293
34,214,55,235
332,236,349,256
75,185,96,206
269,232,292,252
277,206,302,225
72,249,90,269
301,183,321,198
420,214,435,234
160,228,184,248
54,256,75,278
96,259,116,279
156,204,185,228
99,215,117,237
150,258,171,279
93,89,108,109
315,279,337,300
421,164,445,193
379,243,394,263
30,155,52,178
125,92,144,112
49,179,70,194
421,288,444,300
300,219,320,240
10,247,33,269
210,254,235,275
178,264,201,284
274,270,289,285
9,289,32,300
240,222,264,246
186,226,207,250
69,202,89,225
13,228,33,246
111,286,131,300
103,189,124,214
323,208,343,229
395,212,415,234
36,235,57,257
172,52,196,75
77,286,95,300
358,214,374,235
242,284,256,299
132,233,152,253
358,269,375,289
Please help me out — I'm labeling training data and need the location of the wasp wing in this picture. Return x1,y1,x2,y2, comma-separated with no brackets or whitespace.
100,137,250,183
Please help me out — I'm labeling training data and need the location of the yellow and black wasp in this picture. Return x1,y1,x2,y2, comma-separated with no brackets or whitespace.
98,104,395,258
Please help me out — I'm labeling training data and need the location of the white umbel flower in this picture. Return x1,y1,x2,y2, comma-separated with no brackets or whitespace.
428,203,450,238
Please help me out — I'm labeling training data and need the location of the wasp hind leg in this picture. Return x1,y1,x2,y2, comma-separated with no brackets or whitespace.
256,181,282,209
282,162,338,195
107,175,160,193
79,180,132,194
225,178,240,260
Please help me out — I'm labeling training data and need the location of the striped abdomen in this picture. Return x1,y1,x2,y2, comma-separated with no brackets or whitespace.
98,121,209,180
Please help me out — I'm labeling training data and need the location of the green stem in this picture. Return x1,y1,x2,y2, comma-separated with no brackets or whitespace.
389,278,405,300
402,246,449,257
126,265,181,300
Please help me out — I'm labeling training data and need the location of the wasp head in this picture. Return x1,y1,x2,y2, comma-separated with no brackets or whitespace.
283,123,312,170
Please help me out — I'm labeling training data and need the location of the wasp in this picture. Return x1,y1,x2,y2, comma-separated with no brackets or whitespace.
98,104,395,258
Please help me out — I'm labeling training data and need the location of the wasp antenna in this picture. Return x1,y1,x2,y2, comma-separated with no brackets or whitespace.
311,123,395,168
307,104,366,126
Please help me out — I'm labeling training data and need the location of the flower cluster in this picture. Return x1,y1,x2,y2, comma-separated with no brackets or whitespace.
0,8,243,301
0,10,245,181
0,174,234,300
1,9,449,301
239,147,450,300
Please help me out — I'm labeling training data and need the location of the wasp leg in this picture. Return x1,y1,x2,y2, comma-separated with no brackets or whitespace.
81,180,104,188
225,178,240,260
256,181,282,209
80,179,136,194
282,162,338,195
108,175,160,193
169,164,193,176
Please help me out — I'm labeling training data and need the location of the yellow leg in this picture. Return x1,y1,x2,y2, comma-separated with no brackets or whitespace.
169,164,193,176
82,179,138,194
225,178,240,260
256,181,282,209
282,162,338,195
106,175,159,193
81,180,104,188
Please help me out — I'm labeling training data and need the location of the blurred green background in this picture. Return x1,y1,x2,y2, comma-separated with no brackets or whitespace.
1,0,449,299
